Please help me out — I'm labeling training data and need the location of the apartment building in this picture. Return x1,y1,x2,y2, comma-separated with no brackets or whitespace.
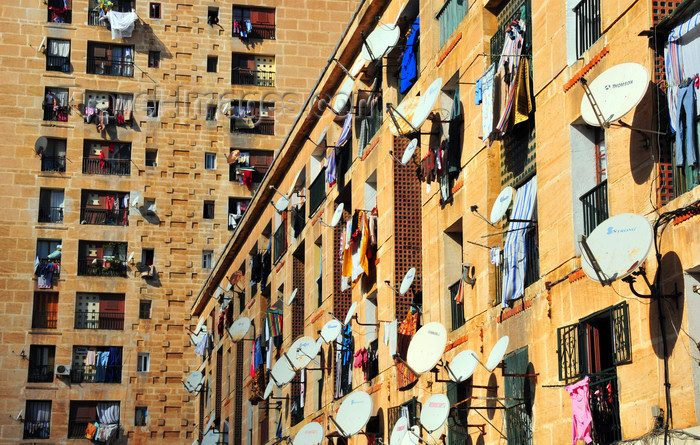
192,0,700,444
0,0,355,443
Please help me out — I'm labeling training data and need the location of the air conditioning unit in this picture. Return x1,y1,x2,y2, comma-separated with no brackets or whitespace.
55,364,71,376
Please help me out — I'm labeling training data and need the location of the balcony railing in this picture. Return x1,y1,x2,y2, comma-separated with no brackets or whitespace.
77,259,128,277
87,10,108,26
580,180,608,237
449,281,465,331
308,168,326,216
70,363,122,384
231,69,275,87
24,421,51,439
86,57,134,77
588,371,622,444
32,311,58,329
80,208,128,226
69,421,120,439
28,365,53,383
230,116,274,135
524,226,539,288
574,0,601,59
38,207,63,223
273,222,286,263
43,106,68,122
46,56,70,72
48,7,72,23
234,23,275,40
74,310,125,330
82,158,131,176
41,156,66,172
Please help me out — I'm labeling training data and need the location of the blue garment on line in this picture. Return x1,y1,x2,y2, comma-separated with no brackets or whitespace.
105,346,121,383
95,351,109,383
676,84,698,167
475,77,483,105
254,336,263,369
400,18,420,94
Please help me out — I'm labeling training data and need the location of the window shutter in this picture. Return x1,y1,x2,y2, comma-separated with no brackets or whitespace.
557,322,582,381
611,302,631,366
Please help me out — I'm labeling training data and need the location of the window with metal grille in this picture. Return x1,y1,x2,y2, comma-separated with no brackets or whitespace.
446,382,469,445
504,347,532,445
24,400,52,439
234,342,244,443
386,398,422,436
32,292,58,329
436,0,468,48
573,0,601,59
290,254,306,425
28,345,55,383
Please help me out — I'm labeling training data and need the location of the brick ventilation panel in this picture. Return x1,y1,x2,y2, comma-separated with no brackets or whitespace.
290,254,305,406
332,222,351,396
234,342,244,444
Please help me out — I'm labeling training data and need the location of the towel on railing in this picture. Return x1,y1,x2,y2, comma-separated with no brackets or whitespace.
106,10,138,40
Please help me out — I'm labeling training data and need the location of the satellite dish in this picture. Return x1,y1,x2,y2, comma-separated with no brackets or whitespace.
228,317,252,342
335,391,373,437
402,426,420,445
130,191,142,208
203,416,216,434
34,136,48,155
485,336,509,372
490,186,514,224
184,371,205,395
127,252,134,263
581,213,653,284
399,268,416,295
333,77,355,113
401,139,418,165
331,203,345,227
389,95,420,136
194,317,206,334
287,336,318,370
287,288,298,306
446,350,479,383
411,78,443,129
389,416,409,445
580,63,650,127
200,430,218,445
406,322,447,375
361,24,401,61
270,356,296,387
316,125,329,146
263,380,274,400
189,325,208,346
420,394,450,433
344,301,357,326
319,319,342,344
293,422,325,445
226,282,232,291
274,195,290,212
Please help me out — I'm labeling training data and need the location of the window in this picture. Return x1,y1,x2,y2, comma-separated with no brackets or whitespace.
28,345,55,383
41,138,67,172
48,0,71,23
148,50,160,68
42,88,69,122
32,292,58,329
137,353,150,372
145,149,157,167
141,248,154,266
314,237,323,306
36,239,62,288
390,11,419,102
206,104,217,121
146,101,159,118
436,0,468,47
228,198,249,230
38,189,64,223
86,42,134,77
207,7,219,25
446,381,470,445
571,125,608,241
139,300,151,319
74,293,125,330
202,250,213,269
78,241,128,277
207,56,218,73
229,103,276,135
568,0,601,61
149,2,161,18
135,406,148,426
232,6,276,39
46,39,70,72
504,347,533,445
203,201,215,219
68,401,120,438
443,219,464,330
24,400,52,439
205,153,216,170
231,54,275,87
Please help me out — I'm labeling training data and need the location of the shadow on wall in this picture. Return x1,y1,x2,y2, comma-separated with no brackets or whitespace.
649,250,685,358
629,87,656,185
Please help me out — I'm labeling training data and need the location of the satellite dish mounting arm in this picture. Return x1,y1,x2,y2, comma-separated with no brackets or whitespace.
386,103,419,136
580,77,611,129
578,235,613,286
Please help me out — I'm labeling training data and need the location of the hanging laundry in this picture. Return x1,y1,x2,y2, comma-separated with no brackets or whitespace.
490,247,502,266
565,376,594,445
326,149,337,186
105,10,138,40
400,18,420,94
194,333,211,357
396,310,419,389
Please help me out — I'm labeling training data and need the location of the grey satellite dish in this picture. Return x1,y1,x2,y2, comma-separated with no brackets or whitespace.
420,394,450,434
399,268,416,295
34,137,48,155
130,191,142,208
287,336,318,370
274,195,290,212
401,138,418,165
189,325,208,346
200,430,218,445
411,78,443,129
226,282,232,291
184,371,205,396
580,63,650,127
228,317,252,342
406,322,447,375
127,252,134,263
389,416,410,445
319,319,342,344
335,391,373,437
287,288,298,306
194,317,206,334
263,380,275,400
270,356,296,387
490,186,514,224
316,125,329,146
331,203,345,227
203,416,216,434
485,335,509,372
293,422,325,445
445,350,479,383
344,301,357,326
333,77,355,113
360,24,400,62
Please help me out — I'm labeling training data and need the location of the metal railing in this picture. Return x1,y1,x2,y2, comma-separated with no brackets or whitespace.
80,208,128,226
82,158,131,176
574,0,601,59
70,363,122,384
490,0,531,65
308,169,326,216
74,310,125,330
580,180,608,236
273,222,286,263
493,252,504,305
38,207,63,223
28,365,54,382
24,421,51,439
233,22,276,40
87,10,108,26
230,116,274,135
46,55,70,72
524,226,539,288
41,156,66,172
86,57,134,77
436,0,469,47
32,311,57,329
48,7,72,23
43,107,66,121
231,69,275,87
69,421,120,439
449,281,465,330
77,259,128,277
588,371,622,444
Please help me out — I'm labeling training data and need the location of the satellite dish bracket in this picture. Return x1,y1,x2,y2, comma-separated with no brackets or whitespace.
580,77,611,129
351,313,379,327
579,235,614,286
360,31,377,62
386,103,419,136
393,354,420,377
328,415,350,439
470,205,498,227
332,58,357,82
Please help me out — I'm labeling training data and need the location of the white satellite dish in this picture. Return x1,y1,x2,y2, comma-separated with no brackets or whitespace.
263,380,275,400
34,136,48,155
226,282,232,291
190,325,208,346
344,301,358,326
446,350,479,383
581,213,653,284
287,336,318,370
485,336,509,372
333,77,355,113
335,391,373,437
399,268,416,295
127,252,134,263
214,287,222,301
331,203,345,227
293,422,325,445
490,186,514,224
287,288,298,306
194,317,206,334
401,139,418,165
200,430,218,445
389,416,409,445
270,356,296,387
402,426,420,445
406,322,447,375
316,125,329,146
319,319,342,344
184,371,205,395
203,416,216,434
389,95,420,136
360,24,401,62
228,317,252,342
581,63,650,127
130,191,142,208
274,195,290,212
420,394,450,433
411,78,443,129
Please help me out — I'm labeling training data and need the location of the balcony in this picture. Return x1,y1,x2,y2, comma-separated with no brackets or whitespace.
230,116,274,135
38,206,63,224
580,180,608,237
41,156,66,172
70,363,123,384
74,311,124,330
28,365,53,383
68,421,90,439
273,222,286,263
77,259,128,278
32,311,57,329
46,55,70,73
81,208,128,226
48,7,71,23
82,158,131,176
589,371,622,443
86,57,134,77
308,169,326,216
24,420,51,440
231,69,275,87
234,22,275,40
